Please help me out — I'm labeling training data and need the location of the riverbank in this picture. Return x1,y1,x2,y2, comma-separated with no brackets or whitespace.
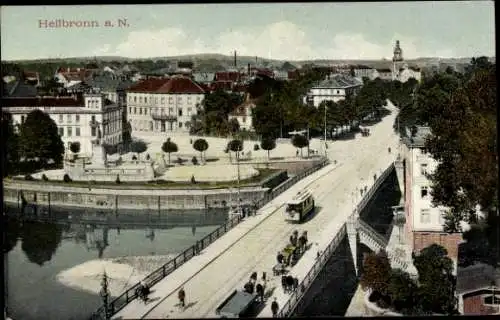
56,255,178,297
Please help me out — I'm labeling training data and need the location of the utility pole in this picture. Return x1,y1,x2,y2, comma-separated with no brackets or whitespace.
236,146,241,215
324,105,327,156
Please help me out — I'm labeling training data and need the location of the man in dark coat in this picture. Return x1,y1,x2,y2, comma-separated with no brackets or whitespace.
271,298,279,317
256,283,264,302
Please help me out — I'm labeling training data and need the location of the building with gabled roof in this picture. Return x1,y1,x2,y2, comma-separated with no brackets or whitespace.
303,74,363,107
126,76,206,133
228,93,256,131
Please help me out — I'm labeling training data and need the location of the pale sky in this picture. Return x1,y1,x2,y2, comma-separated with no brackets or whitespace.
1,2,495,61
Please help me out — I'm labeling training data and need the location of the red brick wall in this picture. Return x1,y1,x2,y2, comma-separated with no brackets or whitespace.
463,292,500,315
412,231,462,260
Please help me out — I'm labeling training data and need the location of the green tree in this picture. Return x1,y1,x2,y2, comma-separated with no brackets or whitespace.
420,60,497,232
193,138,209,162
19,109,64,167
360,250,392,296
387,269,418,313
228,118,240,135
130,140,147,154
161,138,178,164
69,142,80,155
291,134,309,157
412,244,457,315
1,112,20,177
260,137,276,160
227,139,243,162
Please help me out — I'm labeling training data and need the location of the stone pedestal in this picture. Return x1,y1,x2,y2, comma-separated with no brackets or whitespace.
92,144,107,167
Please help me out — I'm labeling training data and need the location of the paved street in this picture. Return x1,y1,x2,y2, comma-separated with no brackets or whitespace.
112,103,400,319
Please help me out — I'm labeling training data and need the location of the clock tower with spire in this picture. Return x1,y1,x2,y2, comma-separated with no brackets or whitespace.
392,40,404,80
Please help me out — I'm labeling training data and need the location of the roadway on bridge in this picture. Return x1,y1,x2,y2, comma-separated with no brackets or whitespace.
113,103,400,319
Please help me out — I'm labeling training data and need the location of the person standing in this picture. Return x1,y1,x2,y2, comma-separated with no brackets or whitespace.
271,298,279,317
178,287,186,309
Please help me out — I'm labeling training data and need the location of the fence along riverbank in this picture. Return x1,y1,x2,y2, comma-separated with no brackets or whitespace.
90,158,329,319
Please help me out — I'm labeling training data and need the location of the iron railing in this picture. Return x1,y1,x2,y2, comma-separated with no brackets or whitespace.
278,160,397,317
89,157,329,320
278,225,347,318
90,214,243,319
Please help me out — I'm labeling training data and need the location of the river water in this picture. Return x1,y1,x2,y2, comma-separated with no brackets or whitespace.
4,206,228,320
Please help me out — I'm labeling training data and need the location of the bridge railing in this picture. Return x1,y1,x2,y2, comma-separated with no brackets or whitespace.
278,225,347,318
357,219,389,248
278,160,396,317
89,157,329,320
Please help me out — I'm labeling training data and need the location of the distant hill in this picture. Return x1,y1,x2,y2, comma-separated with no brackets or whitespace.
3,54,493,70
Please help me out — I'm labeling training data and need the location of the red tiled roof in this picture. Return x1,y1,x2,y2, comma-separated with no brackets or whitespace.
215,72,240,82
23,71,39,79
127,76,205,94
1,95,84,107
211,81,233,91
232,83,247,92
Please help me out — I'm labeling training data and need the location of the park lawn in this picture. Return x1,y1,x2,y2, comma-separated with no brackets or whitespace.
8,168,281,190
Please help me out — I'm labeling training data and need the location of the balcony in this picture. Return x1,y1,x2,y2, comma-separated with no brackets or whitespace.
151,112,177,121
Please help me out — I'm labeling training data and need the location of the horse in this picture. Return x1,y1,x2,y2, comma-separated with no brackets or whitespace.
285,276,295,293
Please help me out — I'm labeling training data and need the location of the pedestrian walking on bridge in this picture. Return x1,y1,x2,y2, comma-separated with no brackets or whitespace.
178,287,186,309
271,298,279,317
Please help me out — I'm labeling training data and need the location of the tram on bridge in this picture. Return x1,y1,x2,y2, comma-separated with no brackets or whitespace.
284,190,315,223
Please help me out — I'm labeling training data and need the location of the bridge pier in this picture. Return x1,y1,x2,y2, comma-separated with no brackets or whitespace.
394,155,405,210
347,209,359,276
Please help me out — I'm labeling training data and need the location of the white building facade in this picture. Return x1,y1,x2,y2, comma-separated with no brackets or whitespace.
126,76,205,133
402,126,463,261
2,93,123,158
304,74,363,107
228,95,256,131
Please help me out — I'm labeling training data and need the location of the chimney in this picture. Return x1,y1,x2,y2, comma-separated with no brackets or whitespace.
234,51,237,68
248,63,250,76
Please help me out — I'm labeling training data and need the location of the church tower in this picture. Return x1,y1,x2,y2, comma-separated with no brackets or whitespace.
392,40,404,80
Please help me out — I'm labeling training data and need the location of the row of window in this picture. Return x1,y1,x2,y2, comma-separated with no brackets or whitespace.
57,114,81,124
128,106,192,117
128,95,202,104
59,126,81,137
419,208,447,224
312,89,343,95
86,99,101,109
132,120,190,132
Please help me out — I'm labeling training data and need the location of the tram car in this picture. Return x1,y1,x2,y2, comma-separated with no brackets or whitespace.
284,190,315,223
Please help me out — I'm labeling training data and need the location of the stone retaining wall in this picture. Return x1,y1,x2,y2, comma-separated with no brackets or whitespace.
2,183,268,211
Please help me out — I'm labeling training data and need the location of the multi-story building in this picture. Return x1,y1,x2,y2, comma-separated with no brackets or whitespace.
353,65,376,80
1,93,123,157
54,67,94,88
228,94,256,131
126,76,205,133
397,65,422,83
401,126,463,261
303,74,363,107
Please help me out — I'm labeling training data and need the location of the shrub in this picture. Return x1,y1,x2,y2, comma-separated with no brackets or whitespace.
360,250,391,296
192,156,198,165
24,174,34,181
130,140,148,154
115,174,121,184
41,174,49,181
63,174,72,183
254,144,260,151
